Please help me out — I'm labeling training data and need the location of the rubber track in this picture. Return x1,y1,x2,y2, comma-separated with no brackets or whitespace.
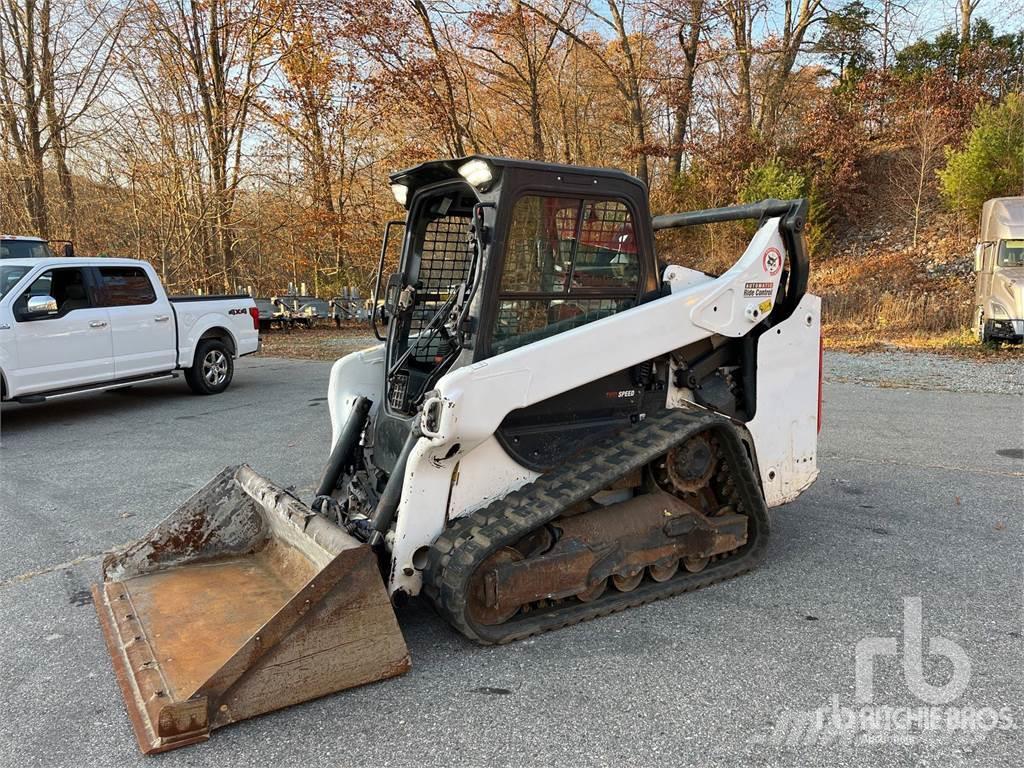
424,408,770,645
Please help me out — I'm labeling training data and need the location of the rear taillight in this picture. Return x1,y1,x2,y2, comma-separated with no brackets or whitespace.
817,334,823,433
249,306,259,330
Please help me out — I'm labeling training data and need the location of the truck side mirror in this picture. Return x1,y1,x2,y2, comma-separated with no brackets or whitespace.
24,294,59,318
62,242,74,258
973,243,985,272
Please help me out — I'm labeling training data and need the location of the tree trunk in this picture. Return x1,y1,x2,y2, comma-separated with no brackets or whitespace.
959,0,972,48
725,0,753,132
39,0,75,240
23,154,49,236
607,1,648,185
958,0,980,77
759,0,823,143
0,0,50,236
411,0,467,156
670,0,704,176
529,82,545,160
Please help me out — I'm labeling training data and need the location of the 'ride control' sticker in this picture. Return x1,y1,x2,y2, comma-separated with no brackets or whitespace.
744,281,773,298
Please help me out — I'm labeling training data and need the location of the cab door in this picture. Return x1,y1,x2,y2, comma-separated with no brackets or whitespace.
95,265,176,377
977,243,994,310
485,194,646,471
12,266,114,394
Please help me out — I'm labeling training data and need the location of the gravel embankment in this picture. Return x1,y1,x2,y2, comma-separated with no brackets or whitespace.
825,350,1023,395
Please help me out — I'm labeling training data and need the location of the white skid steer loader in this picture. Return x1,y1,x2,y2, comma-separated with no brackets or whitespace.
93,156,822,754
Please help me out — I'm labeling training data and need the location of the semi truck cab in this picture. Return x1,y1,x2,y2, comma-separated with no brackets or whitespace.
974,197,1024,343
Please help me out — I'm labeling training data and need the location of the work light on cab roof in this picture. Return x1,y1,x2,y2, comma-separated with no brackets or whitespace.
457,158,493,187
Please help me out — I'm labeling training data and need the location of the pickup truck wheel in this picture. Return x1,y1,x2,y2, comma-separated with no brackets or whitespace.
186,340,234,395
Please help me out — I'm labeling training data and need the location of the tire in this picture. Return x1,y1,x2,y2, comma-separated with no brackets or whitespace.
185,339,234,395
977,310,991,344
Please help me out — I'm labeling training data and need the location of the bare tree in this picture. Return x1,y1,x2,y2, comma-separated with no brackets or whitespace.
468,1,573,160
409,0,473,156
0,0,124,239
524,0,655,185
127,0,282,290
0,0,52,235
887,108,950,249
655,0,708,175
758,0,826,142
722,0,755,132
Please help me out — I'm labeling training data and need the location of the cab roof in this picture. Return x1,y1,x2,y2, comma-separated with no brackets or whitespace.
0,256,146,268
981,197,1024,241
0,234,47,242
389,155,647,196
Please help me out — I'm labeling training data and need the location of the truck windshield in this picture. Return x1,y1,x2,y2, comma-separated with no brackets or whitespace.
0,265,31,299
0,240,53,259
998,239,1024,267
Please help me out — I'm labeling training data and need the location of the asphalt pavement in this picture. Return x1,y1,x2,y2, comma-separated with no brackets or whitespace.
0,354,1021,767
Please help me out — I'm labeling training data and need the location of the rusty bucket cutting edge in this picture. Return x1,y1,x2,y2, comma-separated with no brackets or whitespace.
92,464,410,755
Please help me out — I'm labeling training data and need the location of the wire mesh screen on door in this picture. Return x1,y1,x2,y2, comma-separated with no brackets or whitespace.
407,215,473,364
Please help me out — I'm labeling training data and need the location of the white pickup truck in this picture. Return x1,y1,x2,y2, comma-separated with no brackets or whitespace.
0,257,259,402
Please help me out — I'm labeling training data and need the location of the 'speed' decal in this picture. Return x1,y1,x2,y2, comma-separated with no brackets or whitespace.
606,389,636,399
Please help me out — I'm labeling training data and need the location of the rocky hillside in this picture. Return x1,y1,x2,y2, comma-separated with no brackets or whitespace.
812,209,985,350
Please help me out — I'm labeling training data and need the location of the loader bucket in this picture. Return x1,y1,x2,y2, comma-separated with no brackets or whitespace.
92,465,410,755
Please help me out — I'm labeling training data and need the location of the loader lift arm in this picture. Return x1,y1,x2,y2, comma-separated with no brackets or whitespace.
420,209,804,452
389,208,807,597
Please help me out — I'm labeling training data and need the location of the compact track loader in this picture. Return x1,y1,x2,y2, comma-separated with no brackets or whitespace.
94,156,822,754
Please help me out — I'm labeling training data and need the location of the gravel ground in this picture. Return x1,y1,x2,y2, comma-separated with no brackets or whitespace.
826,350,1023,395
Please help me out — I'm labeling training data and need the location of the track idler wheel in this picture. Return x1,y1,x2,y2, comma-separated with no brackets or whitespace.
665,435,717,493
611,569,644,592
648,559,680,582
683,555,709,573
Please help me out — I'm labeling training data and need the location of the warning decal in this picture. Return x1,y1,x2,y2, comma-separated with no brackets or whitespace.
744,281,773,298
762,247,782,275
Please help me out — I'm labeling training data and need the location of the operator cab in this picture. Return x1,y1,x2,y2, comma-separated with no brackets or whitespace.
373,156,659,472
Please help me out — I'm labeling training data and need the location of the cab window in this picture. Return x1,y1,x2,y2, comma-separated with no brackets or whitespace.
492,195,639,353
14,267,93,320
0,265,31,299
998,239,1024,268
98,266,157,306
0,239,52,259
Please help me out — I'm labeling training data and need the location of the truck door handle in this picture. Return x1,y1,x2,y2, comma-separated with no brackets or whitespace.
90,320,108,328
154,315,170,322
